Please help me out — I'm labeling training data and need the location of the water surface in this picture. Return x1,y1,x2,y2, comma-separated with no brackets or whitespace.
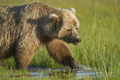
27,65,106,79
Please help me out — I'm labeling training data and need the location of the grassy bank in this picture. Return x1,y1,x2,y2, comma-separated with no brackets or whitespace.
0,0,120,79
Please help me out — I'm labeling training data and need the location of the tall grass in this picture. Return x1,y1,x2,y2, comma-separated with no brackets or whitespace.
0,0,120,79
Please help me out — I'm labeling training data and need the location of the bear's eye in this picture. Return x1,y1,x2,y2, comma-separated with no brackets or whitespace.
67,29,72,32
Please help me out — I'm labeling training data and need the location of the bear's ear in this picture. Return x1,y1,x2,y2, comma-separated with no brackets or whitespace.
49,14,58,21
69,8,76,15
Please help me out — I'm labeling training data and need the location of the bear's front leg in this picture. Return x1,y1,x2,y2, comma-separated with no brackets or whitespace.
14,50,34,69
46,39,78,69
14,36,40,69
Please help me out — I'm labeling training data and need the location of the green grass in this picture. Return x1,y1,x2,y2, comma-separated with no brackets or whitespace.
0,0,120,79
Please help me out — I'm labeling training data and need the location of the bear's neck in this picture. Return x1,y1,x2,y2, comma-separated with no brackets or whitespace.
20,2,61,45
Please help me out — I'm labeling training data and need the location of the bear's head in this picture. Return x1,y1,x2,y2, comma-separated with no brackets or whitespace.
48,8,81,45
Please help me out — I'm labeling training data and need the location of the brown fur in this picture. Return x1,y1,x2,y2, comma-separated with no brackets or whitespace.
0,2,80,69
46,39,78,69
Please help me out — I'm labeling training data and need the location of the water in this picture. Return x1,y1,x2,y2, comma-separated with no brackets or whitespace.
27,65,107,79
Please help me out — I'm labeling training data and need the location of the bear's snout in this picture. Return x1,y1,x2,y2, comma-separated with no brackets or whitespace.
75,38,81,43
73,38,81,45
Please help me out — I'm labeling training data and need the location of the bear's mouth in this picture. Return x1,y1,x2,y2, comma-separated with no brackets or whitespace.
73,42,79,45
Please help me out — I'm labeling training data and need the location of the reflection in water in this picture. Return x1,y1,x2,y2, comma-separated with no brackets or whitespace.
27,65,104,79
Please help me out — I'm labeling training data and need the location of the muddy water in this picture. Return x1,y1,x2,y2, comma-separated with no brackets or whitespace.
27,65,105,79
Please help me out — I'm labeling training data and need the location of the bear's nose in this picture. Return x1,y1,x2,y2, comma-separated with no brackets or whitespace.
75,38,81,43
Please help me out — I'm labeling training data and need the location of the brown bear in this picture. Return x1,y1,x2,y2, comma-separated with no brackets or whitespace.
0,2,81,69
